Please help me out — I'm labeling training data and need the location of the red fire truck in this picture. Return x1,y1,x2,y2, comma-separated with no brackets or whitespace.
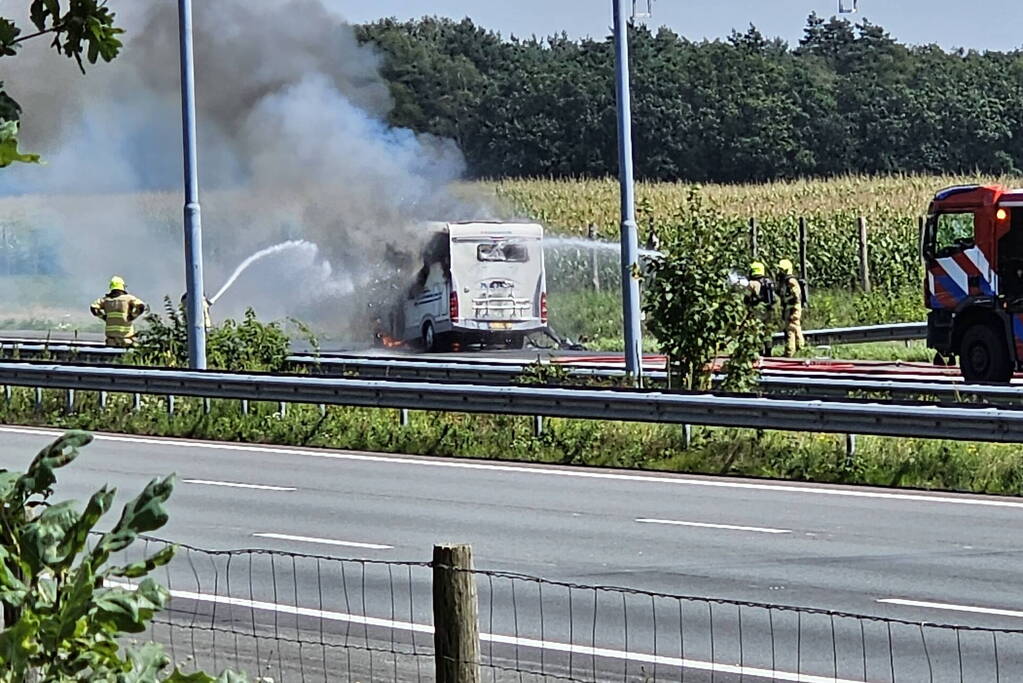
924,185,1023,382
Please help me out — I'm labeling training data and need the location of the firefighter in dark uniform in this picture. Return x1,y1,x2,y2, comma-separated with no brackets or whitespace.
777,258,805,357
745,261,775,356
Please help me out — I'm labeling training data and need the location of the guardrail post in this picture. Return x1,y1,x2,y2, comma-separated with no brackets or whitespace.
318,403,326,416
798,217,808,281
99,391,107,409
433,544,480,683
132,393,141,412
241,399,249,416
167,395,175,416
33,388,42,412
203,398,211,415
683,423,692,449
3,385,10,404
846,433,857,464
587,223,600,291
533,415,544,437
857,217,871,293
400,408,410,427
64,389,75,415
749,217,758,260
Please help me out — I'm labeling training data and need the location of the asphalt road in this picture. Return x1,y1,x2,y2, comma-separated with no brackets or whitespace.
4,425,1023,681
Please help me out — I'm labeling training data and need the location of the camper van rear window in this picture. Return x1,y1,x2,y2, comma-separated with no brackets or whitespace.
477,242,529,263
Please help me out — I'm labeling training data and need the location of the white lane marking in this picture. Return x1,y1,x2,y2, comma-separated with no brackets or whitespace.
3,425,1023,511
879,598,1023,619
105,580,860,683
253,532,393,550
183,479,295,492
637,518,791,534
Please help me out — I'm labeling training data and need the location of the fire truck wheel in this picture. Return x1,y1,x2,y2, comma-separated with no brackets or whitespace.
960,324,1012,383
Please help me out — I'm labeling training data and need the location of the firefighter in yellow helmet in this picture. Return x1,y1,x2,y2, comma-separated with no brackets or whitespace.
745,261,775,356
777,259,805,357
90,276,147,347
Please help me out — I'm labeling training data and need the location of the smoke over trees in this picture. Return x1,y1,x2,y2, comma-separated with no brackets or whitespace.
0,1,487,332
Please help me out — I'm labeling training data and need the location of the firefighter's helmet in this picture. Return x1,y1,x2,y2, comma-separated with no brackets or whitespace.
109,276,126,291
777,259,794,276
750,261,766,277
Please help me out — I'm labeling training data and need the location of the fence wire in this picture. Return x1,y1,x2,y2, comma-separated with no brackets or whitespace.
117,538,1023,682
121,537,434,683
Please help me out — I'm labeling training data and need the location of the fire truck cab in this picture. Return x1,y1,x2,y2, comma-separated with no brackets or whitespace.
924,184,1023,382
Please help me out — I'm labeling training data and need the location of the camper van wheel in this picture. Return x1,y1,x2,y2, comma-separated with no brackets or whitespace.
422,322,437,352
422,322,449,353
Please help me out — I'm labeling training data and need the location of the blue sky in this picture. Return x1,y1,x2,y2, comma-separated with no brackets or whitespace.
333,1,1023,52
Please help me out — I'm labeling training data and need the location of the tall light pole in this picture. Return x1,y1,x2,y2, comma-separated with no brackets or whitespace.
177,0,207,369
612,0,643,382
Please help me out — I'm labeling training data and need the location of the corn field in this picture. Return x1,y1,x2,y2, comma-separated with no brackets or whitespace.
487,174,1023,291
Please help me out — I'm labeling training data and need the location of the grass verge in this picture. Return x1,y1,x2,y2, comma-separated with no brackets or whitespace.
5,389,1022,497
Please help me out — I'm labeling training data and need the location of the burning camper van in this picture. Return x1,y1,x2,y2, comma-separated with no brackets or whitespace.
383,221,547,351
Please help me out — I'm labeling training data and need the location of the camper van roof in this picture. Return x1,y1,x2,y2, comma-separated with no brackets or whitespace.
425,221,543,238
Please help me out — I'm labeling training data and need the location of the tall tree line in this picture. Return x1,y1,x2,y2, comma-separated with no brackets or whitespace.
355,15,1023,182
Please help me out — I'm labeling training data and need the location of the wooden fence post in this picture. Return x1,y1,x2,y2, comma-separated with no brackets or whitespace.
857,217,871,292
798,217,808,281
433,544,480,683
749,217,758,260
587,223,600,291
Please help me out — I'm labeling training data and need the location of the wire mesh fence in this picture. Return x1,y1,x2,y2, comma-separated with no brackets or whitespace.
119,537,1023,683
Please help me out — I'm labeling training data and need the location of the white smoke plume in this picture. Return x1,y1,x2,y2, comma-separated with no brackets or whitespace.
0,0,491,336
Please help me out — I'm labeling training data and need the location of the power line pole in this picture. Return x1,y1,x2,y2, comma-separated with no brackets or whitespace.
613,0,643,382
177,0,207,369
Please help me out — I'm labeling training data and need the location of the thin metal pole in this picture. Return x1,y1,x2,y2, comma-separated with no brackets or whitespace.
613,0,643,382
178,0,207,370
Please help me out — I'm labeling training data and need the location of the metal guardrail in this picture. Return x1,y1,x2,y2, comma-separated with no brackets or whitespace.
5,341,1018,404
775,321,927,345
1,362,1023,442
0,321,928,358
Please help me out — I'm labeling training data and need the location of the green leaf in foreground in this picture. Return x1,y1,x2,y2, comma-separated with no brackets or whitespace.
0,120,39,167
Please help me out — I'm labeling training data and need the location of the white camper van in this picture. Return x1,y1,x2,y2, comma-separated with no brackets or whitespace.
391,221,547,351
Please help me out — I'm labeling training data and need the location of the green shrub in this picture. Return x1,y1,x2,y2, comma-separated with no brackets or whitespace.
643,189,765,390
128,298,290,372
0,431,245,682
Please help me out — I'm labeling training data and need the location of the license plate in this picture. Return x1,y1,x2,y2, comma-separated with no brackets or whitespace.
490,322,512,330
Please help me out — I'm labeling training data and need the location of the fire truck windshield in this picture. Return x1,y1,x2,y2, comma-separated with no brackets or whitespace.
925,212,975,258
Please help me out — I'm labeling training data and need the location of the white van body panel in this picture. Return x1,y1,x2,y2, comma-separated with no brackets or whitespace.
398,221,546,347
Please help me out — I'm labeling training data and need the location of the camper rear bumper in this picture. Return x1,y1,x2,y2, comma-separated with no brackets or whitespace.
453,319,545,333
